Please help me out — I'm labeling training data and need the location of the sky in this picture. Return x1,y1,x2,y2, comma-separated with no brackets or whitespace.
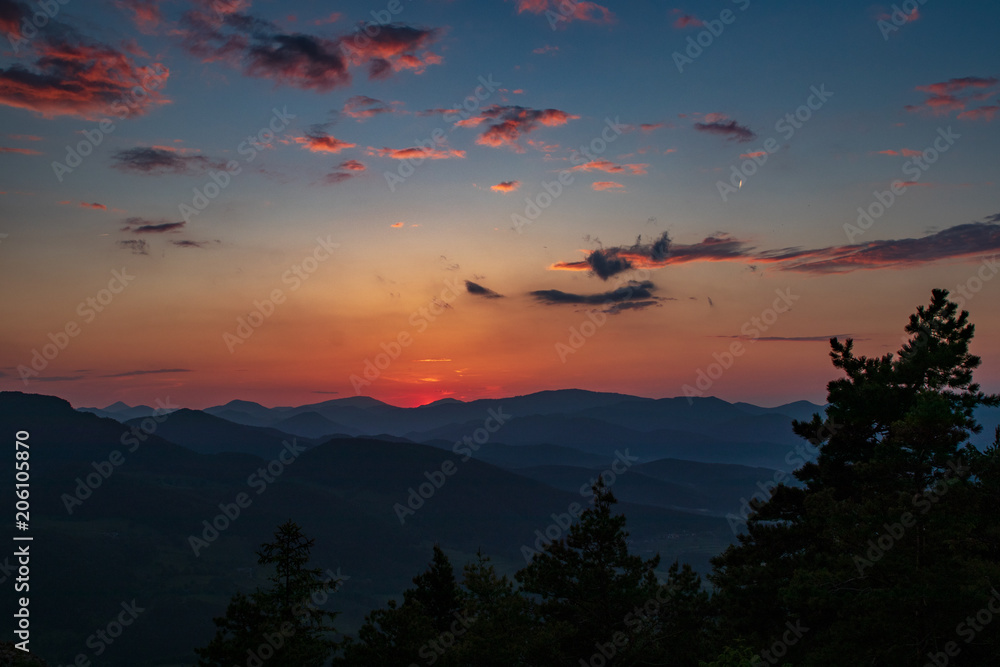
1,0,999,409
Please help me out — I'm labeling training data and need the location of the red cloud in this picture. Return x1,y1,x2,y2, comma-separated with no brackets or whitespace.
0,38,169,119
178,10,442,92
367,146,466,160
515,0,614,25
957,105,999,122
639,122,665,132
339,159,366,171
906,76,999,117
313,12,342,25
740,151,767,159
876,149,923,157
7,134,42,141
672,13,704,29
491,180,521,193
570,159,648,175
60,200,108,209
0,146,42,155
115,0,162,33
468,105,579,151
592,181,624,191
295,133,356,154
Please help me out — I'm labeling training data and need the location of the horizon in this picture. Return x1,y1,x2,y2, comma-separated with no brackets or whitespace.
59,386,829,412
2,1,999,412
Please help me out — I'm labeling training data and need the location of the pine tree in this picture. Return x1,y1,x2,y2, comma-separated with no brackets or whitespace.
710,289,1000,666
336,545,464,666
516,478,708,665
195,520,340,666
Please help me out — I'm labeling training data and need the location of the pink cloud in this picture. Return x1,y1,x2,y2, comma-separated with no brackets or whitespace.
592,181,625,191
491,180,521,193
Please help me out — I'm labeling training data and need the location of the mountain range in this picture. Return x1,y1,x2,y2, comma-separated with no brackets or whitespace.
9,389,998,666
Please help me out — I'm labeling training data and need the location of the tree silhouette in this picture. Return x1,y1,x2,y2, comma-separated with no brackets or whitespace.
711,289,1000,666
195,520,340,666
516,478,710,664
336,544,464,666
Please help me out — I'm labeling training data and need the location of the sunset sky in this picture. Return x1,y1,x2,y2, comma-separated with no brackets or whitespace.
1,0,999,409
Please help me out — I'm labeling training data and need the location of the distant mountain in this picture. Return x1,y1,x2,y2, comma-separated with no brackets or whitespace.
405,413,797,469
271,411,358,439
2,391,733,667
124,408,307,459
78,401,167,421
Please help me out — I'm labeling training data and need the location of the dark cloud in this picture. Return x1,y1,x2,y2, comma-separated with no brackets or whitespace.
693,119,756,142
552,232,674,280
465,280,503,298
172,239,215,248
111,147,225,175
551,232,756,278
177,8,442,92
531,280,659,309
760,220,1000,273
459,104,578,151
122,217,185,233
117,239,149,255
713,334,864,342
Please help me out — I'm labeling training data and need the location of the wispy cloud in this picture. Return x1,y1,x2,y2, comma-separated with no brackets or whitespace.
905,76,998,118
